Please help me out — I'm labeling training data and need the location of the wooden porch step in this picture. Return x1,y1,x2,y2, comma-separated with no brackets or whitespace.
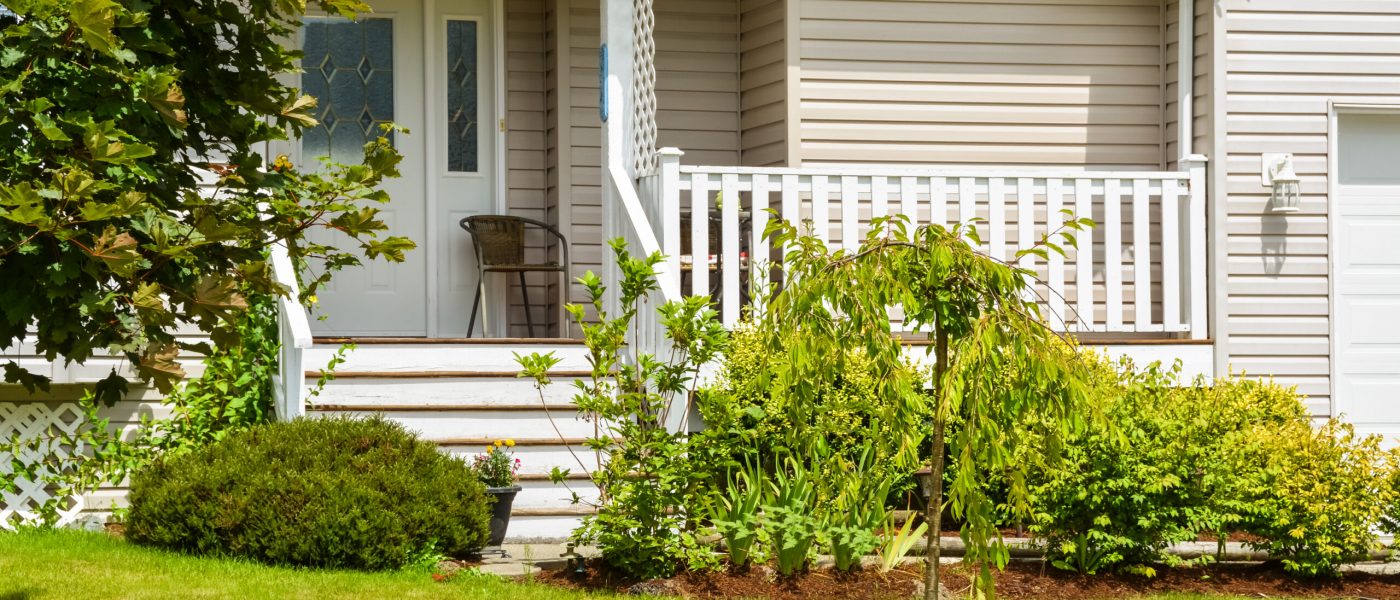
314,337,584,345
435,437,593,446
305,370,591,379
308,403,576,412
511,506,595,517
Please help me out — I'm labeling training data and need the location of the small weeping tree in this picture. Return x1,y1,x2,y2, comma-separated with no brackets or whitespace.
762,214,1097,599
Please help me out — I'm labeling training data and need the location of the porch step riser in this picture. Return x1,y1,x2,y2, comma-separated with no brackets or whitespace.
311,408,597,440
304,341,599,541
309,378,580,406
305,345,592,373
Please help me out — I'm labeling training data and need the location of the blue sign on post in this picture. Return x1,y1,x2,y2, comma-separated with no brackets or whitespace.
599,44,608,122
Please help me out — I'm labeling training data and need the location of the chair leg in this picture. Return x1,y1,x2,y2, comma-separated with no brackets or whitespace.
519,271,535,338
469,275,485,338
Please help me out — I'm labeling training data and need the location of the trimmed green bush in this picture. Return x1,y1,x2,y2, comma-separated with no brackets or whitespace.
125,417,491,570
1233,418,1390,577
1029,354,1328,575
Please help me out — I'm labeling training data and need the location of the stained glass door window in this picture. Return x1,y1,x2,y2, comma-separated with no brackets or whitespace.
446,20,478,173
301,17,395,163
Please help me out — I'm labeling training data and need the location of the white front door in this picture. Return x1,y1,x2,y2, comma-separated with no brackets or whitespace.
297,0,497,337
1334,113,1400,440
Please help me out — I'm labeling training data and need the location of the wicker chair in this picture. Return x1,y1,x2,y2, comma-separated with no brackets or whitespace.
459,215,569,338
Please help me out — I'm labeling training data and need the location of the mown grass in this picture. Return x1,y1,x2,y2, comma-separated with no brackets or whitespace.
0,529,1265,600
0,529,617,600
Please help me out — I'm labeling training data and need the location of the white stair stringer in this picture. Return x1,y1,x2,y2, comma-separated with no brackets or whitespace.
304,340,601,542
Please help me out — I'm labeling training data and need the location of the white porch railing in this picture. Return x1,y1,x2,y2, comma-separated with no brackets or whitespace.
625,151,1209,340
269,242,312,420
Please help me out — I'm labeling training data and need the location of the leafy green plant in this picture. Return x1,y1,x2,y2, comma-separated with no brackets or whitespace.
824,445,891,572
1030,356,1332,576
764,459,820,576
125,416,491,571
762,214,1096,598
0,0,410,399
877,516,928,574
517,239,727,581
711,461,765,568
1233,419,1390,577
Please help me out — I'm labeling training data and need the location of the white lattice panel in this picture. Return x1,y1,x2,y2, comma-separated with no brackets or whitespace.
631,0,658,175
0,402,87,529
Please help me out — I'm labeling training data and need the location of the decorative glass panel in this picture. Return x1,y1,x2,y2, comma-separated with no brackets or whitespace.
300,17,394,164
446,20,478,173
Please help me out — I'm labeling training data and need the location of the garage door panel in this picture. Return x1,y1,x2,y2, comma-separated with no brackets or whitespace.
1335,113,1400,437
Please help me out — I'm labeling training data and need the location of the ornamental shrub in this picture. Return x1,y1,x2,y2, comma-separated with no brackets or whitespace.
1030,355,1311,574
126,417,490,570
1233,418,1390,577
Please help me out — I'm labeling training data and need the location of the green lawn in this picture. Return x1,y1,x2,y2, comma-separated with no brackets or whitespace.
0,530,1255,600
0,529,619,600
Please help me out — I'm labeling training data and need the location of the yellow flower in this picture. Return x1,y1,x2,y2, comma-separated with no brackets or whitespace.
505,439,516,447
270,154,294,173
493,440,503,447
307,295,318,305
485,446,494,454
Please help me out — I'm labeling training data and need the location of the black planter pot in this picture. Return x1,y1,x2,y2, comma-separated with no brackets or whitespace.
484,485,521,548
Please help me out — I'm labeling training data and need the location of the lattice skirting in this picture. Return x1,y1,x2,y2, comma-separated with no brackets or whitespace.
0,401,88,529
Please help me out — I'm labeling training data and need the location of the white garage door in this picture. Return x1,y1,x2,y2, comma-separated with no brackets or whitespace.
1334,113,1400,441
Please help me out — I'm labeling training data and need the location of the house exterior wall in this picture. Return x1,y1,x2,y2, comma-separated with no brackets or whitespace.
563,0,741,306
793,0,1168,168
1217,0,1400,418
740,0,788,167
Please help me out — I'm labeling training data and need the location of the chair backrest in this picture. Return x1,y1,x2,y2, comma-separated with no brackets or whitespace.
462,215,526,266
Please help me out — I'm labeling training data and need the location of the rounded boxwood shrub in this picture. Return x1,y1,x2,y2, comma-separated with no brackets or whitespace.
125,416,491,570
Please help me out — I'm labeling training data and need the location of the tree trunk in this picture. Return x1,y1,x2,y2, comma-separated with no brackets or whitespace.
924,329,950,600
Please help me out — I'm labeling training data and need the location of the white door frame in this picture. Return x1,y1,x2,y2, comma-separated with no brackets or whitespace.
1326,102,1400,416
424,0,507,337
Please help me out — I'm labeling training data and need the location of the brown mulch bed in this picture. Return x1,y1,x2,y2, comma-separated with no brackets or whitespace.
535,559,1400,599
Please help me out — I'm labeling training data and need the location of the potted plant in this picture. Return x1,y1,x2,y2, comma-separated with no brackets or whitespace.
472,439,522,548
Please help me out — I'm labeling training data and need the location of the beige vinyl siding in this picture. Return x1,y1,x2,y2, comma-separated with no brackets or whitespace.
740,0,788,166
797,0,1167,168
1163,0,1212,169
564,0,742,305
1220,0,1400,417
504,0,558,337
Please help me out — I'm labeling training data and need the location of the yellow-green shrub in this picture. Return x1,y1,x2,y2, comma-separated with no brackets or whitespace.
1232,418,1391,577
1029,354,1326,574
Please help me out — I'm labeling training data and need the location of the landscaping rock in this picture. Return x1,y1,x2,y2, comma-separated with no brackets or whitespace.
626,579,684,597
910,581,954,599
435,560,464,577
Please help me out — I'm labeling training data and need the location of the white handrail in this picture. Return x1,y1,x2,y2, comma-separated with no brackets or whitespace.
269,242,312,420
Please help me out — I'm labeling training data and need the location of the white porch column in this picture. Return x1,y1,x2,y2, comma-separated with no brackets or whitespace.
1178,0,1195,159
600,0,635,316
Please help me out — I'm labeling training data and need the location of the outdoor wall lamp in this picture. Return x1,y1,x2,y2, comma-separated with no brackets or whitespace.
1262,153,1301,213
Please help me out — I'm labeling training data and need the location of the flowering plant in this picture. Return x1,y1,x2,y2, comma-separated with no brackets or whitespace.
472,439,520,488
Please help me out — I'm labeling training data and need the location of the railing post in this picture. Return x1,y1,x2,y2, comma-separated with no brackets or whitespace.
657,148,684,301
1183,155,1210,340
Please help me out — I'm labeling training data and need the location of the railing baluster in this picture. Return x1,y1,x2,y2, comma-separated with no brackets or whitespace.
958,177,976,231
751,174,771,318
1104,178,1124,331
1075,178,1095,332
989,177,1006,259
721,173,741,326
812,175,830,246
1132,178,1152,330
841,175,859,252
930,176,948,228
871,176,889,223
1161,178,1181,331
900,176,918,226
690,173,711,297
1046,178,1067,329
1017,177,1035,299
